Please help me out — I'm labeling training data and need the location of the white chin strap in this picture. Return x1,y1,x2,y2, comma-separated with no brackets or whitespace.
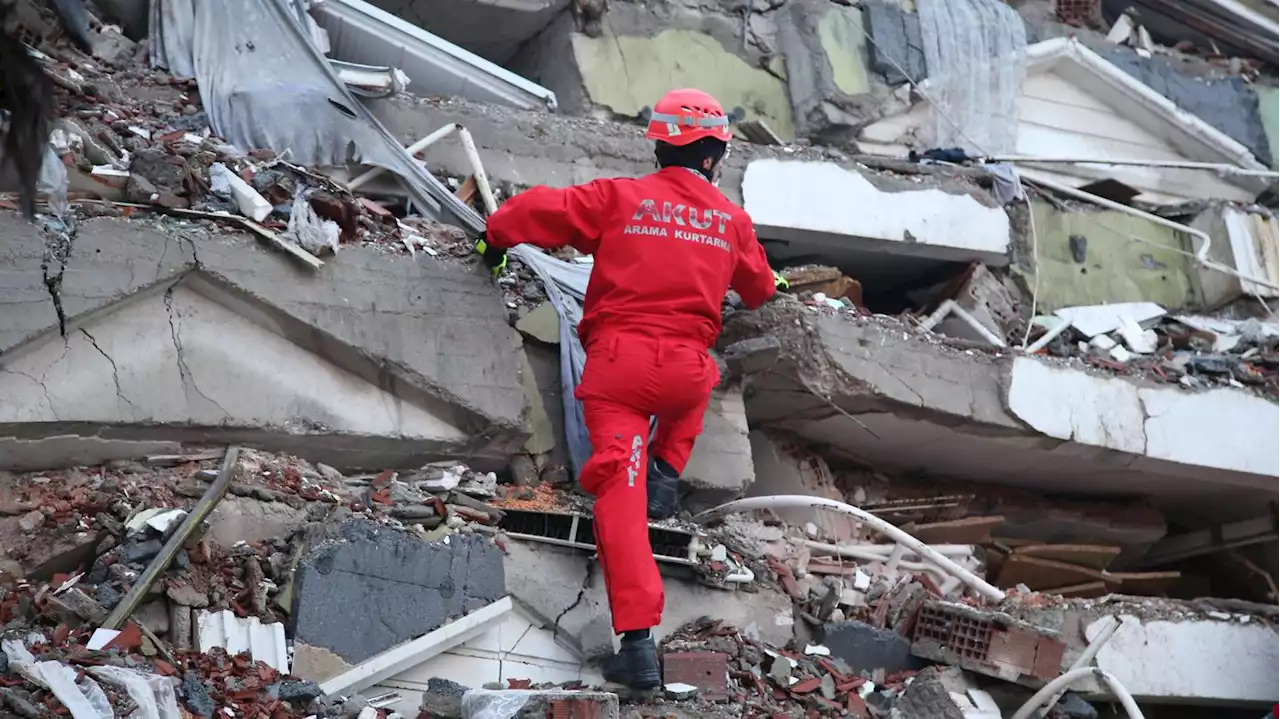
712,143,732,187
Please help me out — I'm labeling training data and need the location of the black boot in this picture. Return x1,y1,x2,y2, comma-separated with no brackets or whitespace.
603,635,661,690
646,457,680,520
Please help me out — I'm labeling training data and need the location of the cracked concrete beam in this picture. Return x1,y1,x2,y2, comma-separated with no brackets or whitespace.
720,297,1278,519
0,211,530,471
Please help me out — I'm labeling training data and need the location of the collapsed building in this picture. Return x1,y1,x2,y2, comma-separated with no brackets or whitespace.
0,0,1277,717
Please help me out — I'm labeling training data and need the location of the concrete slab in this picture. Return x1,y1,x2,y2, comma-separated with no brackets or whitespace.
366,0,568,65
368,94,996,214
501,541,794,661
461,689,619,719
0,214,528,471
742,158,1012,266
681,386,755,509
720,298,1279,523
291,520,506,677
1081,614,1279,705
1007,604,1280,706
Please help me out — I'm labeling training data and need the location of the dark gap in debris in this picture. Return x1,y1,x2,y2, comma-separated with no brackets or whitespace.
497,508,695,562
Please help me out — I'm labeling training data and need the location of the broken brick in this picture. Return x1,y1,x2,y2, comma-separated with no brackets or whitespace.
663,651,730,701
790,677,822,694
846,693,871,718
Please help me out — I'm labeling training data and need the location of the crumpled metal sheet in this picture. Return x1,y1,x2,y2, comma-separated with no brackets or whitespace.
149,0,484,234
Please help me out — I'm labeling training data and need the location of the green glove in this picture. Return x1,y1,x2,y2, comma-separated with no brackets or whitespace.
773,270,790,291
475,234,507,277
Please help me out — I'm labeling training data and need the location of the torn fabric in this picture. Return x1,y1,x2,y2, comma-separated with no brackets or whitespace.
508,247,659,479
509,247,593,477
149,0,484,234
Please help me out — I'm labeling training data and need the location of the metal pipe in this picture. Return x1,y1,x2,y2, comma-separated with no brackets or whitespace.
1011,667,1144,719
988,156,1280,178
1032,615,1121,718
457,127,499,216
695,496,1005,601
1023,175,1280,292
348,123,461,191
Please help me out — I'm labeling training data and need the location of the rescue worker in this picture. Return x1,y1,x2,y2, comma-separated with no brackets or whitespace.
474,88,787,690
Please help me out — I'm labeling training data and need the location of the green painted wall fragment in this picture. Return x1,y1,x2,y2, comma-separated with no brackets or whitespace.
1254,86,1279,170
572,29,795,140
817,6,871,96
1028,201,1202,312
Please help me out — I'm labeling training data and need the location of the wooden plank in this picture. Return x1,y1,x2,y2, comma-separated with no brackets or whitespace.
1013,543,1122,571
455,175,478,205
996,554,1105,591
914,516,1004,545
107,202,324,270
990,537,1045,548
739,119,784,146
1104,571,1181,596
1142,514,1278,566
1039,581,1109,599
238,218,326,270
102,447,242,629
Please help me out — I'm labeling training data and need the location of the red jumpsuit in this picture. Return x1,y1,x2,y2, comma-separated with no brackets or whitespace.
486,166,777,633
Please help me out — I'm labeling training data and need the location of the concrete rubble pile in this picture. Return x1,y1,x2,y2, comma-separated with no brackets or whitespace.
3,443,1276,718
0,0,1275,716
4,0,474,263
0,447,532,719
1027,305,1280,399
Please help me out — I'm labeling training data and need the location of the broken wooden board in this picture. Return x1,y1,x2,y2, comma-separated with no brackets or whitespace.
807,558,858,576
991,536,1048,548
145,450,226,467
1039,581,1109,599
1104,571,1181,595
996,554,1106,591
866,495,972,524
914,516,1004,544
739,119,784,146
1013,544,1122,571
455,175,478,205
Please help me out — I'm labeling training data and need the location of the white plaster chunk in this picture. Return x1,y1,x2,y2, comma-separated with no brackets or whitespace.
1087,615,1279,703
1007,357,1145,453
742,159,1010,256
1139,386,1280,476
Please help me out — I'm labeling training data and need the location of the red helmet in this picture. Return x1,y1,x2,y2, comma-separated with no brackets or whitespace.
644,88,732,146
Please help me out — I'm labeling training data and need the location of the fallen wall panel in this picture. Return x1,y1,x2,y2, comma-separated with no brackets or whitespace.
310,0,558,111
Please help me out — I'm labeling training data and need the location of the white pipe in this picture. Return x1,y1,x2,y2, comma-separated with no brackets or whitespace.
1023,318,1071,352
694,496,1005,601
457,127,498,217
1023,175,1280,292
1011,667,1144,719
348,123,461,191
805,540,971,589
1033,616,1121,718
989,156,1279,178
940,576,961,595
919,300,1007,347
807,541,978,558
